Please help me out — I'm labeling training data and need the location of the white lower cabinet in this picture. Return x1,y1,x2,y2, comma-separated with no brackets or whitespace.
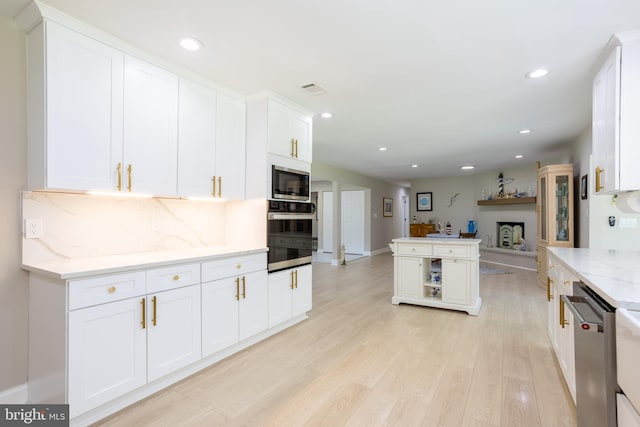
441,258,470,305
201,254,269,357
547,253,576,403
68,296,146,418
66,266,201,417
268,265,312,327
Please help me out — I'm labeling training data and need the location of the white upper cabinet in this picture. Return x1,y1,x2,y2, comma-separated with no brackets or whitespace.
215,93,246,200
123,56,179,196
592,36,640,194
267,100,312,163
29,21,124,191
177,78,216,198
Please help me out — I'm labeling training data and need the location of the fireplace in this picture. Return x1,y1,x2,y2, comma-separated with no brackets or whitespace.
496,222,525,249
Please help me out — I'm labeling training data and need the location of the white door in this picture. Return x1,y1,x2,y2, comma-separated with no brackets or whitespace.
46,21,124,192
215,93,246,200
177,78,216,197
68,297,146,418
147,285,201,382
322,191,333,253
341,190,365,254
201,278,239,357
123,56,179,196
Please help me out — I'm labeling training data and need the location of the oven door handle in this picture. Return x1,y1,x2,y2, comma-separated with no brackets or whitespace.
561,294,603,333
268,213,315,220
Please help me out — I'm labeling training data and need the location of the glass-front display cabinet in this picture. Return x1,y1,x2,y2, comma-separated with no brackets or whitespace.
536,164,574,286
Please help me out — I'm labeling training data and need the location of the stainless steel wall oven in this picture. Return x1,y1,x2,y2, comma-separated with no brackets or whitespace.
267,201,314,272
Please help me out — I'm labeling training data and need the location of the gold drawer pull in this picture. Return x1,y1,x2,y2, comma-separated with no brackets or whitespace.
108,286,116,294
563,280,570,286
236,264,241,269
173,275,180,281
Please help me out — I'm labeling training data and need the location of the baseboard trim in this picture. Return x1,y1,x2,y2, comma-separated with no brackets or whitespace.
370,246,391,256
0,383,28,404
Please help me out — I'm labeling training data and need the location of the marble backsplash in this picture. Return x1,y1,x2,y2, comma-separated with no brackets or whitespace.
21,191,267,265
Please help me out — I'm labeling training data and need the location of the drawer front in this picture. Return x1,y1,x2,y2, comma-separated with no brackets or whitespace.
397,244,432,256
202,253,267,283
617,309,640,413
69,271,146,310
147,263,201,294
433,245,470,258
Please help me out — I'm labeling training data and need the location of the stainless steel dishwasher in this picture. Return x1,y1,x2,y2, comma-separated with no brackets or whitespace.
561,282,618,427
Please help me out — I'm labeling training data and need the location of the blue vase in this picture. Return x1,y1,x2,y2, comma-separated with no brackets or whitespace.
467,220,476,233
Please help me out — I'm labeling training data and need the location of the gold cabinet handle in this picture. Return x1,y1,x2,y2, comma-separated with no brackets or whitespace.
290,138,295,157
563,280,570,286
294,270,298,289
127,164,132,192
235,277,240,301
236,264,241,270
546,277,554,302
217,177,222,198
559,297,568,328
212,176,216,198
242,276,246,299
595,166,604,192
108,286,116,294
173,275,180,281
290,270,295,289
152,296,157,326
141,298,146,329
295,139,299,158
117,163,122,192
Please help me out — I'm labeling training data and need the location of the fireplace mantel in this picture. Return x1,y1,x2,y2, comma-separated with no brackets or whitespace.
477,196,536,206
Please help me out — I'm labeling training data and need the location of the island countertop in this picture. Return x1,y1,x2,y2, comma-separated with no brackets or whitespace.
548,247,640,310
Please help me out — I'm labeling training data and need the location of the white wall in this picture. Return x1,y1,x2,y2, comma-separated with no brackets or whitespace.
410,163,540,249
0,16,28,391
311,162,409,255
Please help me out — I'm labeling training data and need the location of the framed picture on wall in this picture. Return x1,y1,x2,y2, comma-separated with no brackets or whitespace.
416,192,433,211
383,197,393,217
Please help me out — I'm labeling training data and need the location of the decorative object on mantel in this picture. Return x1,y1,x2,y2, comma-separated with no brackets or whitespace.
448,193,460,207
445,221,452,235
416,192,433,211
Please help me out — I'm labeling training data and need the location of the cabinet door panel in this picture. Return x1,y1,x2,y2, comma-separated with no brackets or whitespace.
215,93,246,200
397,257,423,299
147,286,201,382
292,113,312,162
441,259,470,305
201,279,239,357
68,297,146,418
177,78,216,198
239,270,268,340
46,21,123,191
268,269,293,327
292,265,312,316
124,56,178,196
267,100,293,158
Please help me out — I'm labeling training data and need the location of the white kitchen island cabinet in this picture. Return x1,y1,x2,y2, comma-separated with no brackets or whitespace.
390,238,481,316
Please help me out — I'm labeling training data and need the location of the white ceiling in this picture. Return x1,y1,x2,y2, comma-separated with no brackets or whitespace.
4,0,640,186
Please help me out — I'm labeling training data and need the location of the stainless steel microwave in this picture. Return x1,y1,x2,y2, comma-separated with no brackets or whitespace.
272,165,310,201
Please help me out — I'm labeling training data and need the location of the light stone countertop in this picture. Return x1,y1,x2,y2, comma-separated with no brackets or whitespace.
548,247,640,310
22,246,268,280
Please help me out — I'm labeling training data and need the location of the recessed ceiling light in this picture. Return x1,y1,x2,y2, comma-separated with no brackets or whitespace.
525,68,548,79
411,164,418,168
179,36,204,51
519,129,532,134
379,147,387,151
515,154,524,159
320,112,332,118
460,165,475,170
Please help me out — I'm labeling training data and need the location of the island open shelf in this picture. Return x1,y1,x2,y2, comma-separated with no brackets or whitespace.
389,237,481,315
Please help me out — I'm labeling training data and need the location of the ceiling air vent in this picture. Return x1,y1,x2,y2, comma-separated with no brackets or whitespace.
300,83,327,96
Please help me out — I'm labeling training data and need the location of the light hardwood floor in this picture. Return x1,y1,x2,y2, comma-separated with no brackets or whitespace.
94,253,577,427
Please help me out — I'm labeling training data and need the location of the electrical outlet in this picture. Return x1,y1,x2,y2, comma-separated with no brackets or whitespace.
24,218,43,239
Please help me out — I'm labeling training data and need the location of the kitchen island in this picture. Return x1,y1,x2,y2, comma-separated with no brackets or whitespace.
390,237,481,315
